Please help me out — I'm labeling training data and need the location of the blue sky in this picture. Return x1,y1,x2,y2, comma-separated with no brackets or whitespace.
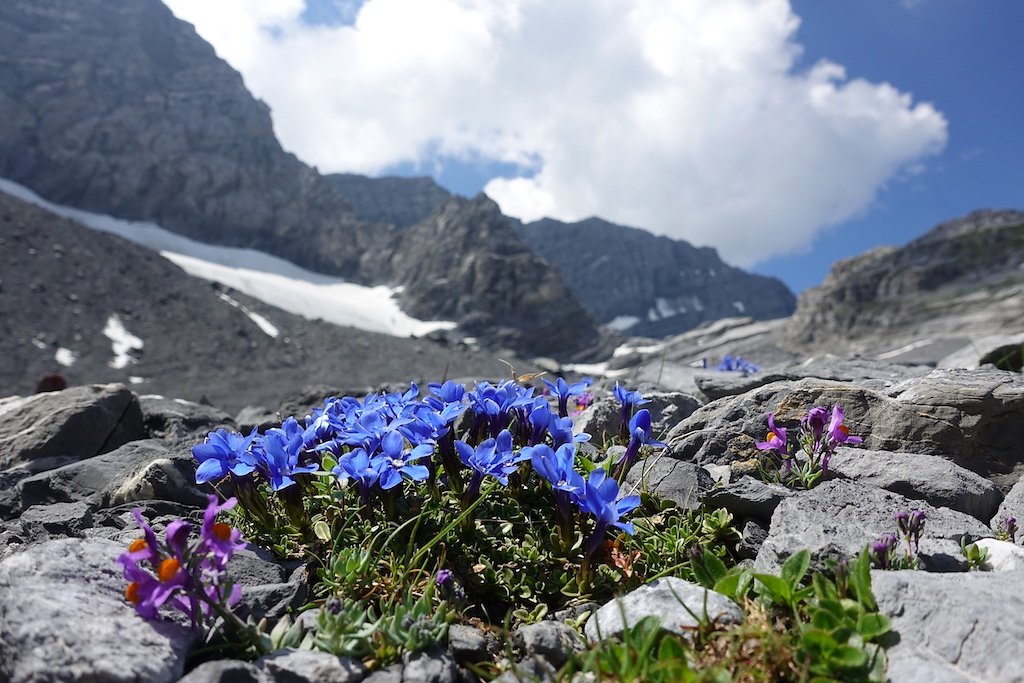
167,0,1022,294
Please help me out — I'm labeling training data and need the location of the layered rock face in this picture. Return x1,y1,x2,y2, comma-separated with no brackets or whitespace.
0,0,377,277
374,196,609,359
786,209,1024,351
518,217,796,337
0,0,608,359
324,173,452,229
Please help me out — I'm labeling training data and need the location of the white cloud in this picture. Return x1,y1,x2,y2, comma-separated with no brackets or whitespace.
162,0,947,266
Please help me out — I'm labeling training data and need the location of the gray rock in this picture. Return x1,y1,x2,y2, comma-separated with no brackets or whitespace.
0,384,144,471
447,624,491,665
140,395,236,441
825,447,1003,522
13,439,204,516
991,475,1024,532
18,500,93,539
230,553,308,622
702,476,796,522
623,456,712,510
872,569,1024,683
667,369,1024,490
0,538,193,683
492,656,557,683
362,665,403,683
736,519,769,561
575,392,703,445
236,406,280,433
973,538,1024,572
754,479,993,574
694,358,928,401
258,649,367,683
400,649,461,683
583,577,743,643
178,660,267,683
512,622,585,669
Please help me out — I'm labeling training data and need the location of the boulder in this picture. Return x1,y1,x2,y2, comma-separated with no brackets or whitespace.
511,621,585,669
13,439,205,516
584,577,743,643
0,538,193,683
872,570,1024,683
701,476,796,523
575,392,702,444
668,369,1024,490
991,475,1024,531
139,395,236,441
754,480,993,574
0,384,145,471
825,447,1002,522
623,456,712,510
257,649,367,683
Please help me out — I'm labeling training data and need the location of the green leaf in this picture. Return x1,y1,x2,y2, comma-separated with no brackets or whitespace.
812,572,838,602
754,573,791,603
811,608,841,631
800,628,837,655
313,520,332,542
850,551,877,611
856,613,891,641
712,572,739,598
830,644,868,668
702,549,728,582
735,569,753,600
781,549,811,589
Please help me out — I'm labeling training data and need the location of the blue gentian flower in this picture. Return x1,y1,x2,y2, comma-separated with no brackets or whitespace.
332,447,382,502
375,430,432,490
192,428,259,483
455,430,525,486
527,443,585,497
254,427,319,491
613,384,649,441
543,376,592,418
549,416,592,449
577,468,641,537
612,409,666,480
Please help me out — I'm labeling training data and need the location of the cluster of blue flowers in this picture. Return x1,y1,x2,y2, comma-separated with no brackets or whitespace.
716,354,760,375
192,378,671,573
191,378,668,558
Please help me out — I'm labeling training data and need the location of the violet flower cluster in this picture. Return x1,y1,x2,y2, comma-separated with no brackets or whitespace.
997,515,1019,543
118,495,246,630
755,405,863,488
870,509,926,570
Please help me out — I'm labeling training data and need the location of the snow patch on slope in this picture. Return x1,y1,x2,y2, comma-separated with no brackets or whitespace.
103,314,144,369
0,178,457,338
215,291,280,339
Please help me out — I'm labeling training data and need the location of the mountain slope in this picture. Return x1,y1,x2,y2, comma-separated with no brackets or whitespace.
0,0,605,359
785,209,1024,353
518,217,796,337
0,190,511,412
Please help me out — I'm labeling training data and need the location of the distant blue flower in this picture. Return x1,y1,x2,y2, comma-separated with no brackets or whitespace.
577,468,641,537
543,376,592,418
192,428,259,483
716,355,760,375
375,429,432,490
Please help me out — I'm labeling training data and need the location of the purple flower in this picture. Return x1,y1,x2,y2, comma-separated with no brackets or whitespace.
1003,515,1019,542
192,428,259,483
199,496,246,568
755,414,790,455
827,405,862,447
803,406,829,444
871,532,898,569
435,569,455,589
542,376,592,418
